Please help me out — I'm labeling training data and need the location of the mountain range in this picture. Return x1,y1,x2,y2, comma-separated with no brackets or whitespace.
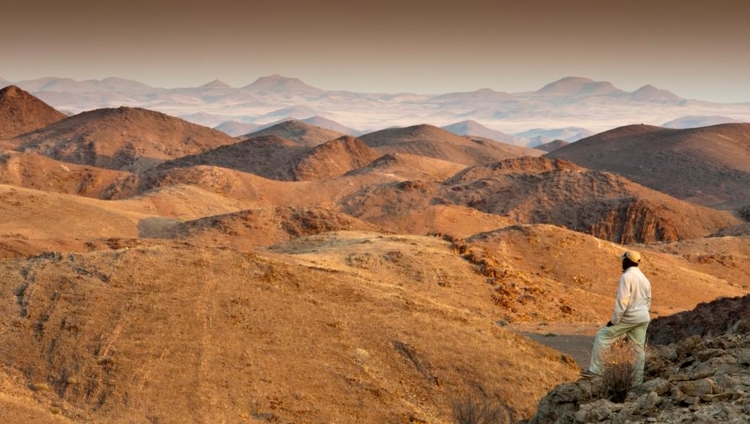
2,75,749,145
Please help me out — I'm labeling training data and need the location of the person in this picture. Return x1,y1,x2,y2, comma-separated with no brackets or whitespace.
582,250,652,385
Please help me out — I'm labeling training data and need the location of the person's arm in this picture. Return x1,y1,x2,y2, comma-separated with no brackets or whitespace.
610,274,631,325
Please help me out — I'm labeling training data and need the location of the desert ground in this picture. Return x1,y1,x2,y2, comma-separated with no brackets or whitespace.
0,85,748,423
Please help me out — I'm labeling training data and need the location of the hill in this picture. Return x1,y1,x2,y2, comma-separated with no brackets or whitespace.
442,120,528,145
535,77,623,97
213,120,260,137
13,107,239,173
155,135,378,181
0,151,129,198
359,124,539,166
535,139,569,152
0,237,580,422
546,123,750,209
0,85,66,140
662,115,745,129
242,119,346,146
342,157,740,244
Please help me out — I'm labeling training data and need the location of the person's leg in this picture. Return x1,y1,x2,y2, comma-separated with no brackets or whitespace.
625,321,649,385
588,323,632,375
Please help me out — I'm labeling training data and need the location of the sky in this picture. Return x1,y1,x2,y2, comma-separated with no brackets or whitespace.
3,0,750,102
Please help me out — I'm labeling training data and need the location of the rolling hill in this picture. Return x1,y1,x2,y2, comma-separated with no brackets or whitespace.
13,107,239,173
546,123,750,209
0,85,66,140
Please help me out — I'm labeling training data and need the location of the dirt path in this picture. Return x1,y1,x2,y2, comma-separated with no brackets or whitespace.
509,322,600,370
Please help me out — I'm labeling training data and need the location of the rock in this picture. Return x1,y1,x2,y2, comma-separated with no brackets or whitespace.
678,378,720,398
738,349,750,366
640,378,671,396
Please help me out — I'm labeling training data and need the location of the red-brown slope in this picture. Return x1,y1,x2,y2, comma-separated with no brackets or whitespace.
0,151,130,198
342,157,740,244
359,124,539,166
289,136,379,180
14,107,239,173
546,123,750,209
241,119,345,146
154,135,379,181
0,85,66,140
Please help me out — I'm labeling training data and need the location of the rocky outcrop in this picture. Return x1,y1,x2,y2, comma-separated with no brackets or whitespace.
529,332,750,423
528,295,750,423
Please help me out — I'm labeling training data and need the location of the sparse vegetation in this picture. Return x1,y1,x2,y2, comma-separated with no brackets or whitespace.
451,395,515,424
600,339,637,403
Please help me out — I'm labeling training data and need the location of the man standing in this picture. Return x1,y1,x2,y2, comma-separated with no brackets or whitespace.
582,251,652,385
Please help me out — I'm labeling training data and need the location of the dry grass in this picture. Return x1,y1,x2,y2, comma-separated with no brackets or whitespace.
451,395,515,424
600,339,638,403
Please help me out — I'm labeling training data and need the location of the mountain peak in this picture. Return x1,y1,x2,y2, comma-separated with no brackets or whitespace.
630,84,680,101
243,74,320,93
536,77,620,96
199,79,233,89
0,85,67,139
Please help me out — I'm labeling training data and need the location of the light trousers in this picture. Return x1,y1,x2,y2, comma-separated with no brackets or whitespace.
588,321,649,385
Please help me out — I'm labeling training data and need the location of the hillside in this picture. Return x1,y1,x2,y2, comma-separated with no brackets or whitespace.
0,151,129,198
0,85,66,140
546,123,750,209
242,119,346,146
0,237,580,422
359,124,540,166
14,107,239,172
342,157,740,244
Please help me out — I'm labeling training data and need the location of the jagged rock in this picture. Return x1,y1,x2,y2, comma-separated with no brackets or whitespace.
526,295,750,424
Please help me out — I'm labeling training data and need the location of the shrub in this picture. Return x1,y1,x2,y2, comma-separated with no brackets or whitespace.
452,396,514,424
601,339,637,403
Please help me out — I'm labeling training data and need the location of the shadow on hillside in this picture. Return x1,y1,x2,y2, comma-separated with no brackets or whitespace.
138,217,180,238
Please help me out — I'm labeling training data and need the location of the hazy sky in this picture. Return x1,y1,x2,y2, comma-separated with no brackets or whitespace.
3,0,750,102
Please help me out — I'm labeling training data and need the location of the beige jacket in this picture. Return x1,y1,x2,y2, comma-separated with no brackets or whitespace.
611,267,652,325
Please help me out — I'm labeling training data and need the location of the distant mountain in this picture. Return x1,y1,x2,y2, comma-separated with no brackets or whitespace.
359,124,539,166
214,121,261,137
662,115,745,129
259,105,321,121
17,76,158,95
442,120,529,145
546,123,750,209
242,74,323,96
244,120,346,147
8,74,750,137
300,116,358,135
628,84,680,102
536,77,623,96
179,112,229,128
0,85,66,139
535,139,569,152
14,106,239,172
430,88,513,103
514,127,593,146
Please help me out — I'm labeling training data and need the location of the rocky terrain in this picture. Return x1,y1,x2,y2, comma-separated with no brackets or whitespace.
546,123,750,209
528,295,750,424
0,89,748,423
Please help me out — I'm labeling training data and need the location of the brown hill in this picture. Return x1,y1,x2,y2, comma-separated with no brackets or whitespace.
0,151,129,198
0,85,66,140
546,123,750,209
443,158,740,243
160,206,384,249
289,136,379,180
242,119,346,146
14,107,239,173
359,124,539,166
345,152,467,182
342,157,740,244
154,135,378,181
0,238,580,423
535,139,569,152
